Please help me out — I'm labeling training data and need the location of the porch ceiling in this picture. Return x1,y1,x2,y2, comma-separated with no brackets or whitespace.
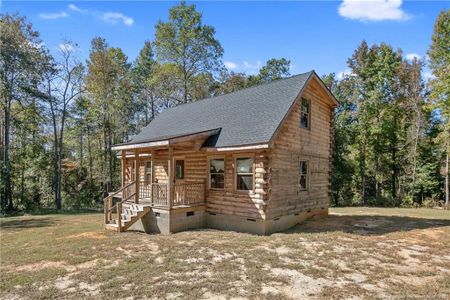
111,128,221,151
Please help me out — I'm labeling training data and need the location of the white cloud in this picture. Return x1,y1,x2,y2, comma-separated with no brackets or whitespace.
68,4,86,14
405,53,420,61
338,0,410,22
39,11,68,20
28,41,44,49
337,69,352,80
423,71,434,82
243,60,262,74
102,12,134,26
224,61,238,70
58,43,75,53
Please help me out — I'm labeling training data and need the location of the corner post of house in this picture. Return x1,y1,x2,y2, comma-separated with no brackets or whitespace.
168,145,173,208
134,151,139,204
121,151,126,188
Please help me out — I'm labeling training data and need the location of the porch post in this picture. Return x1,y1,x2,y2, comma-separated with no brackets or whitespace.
168,145,173,208
134,151,139,204
121,151,126,188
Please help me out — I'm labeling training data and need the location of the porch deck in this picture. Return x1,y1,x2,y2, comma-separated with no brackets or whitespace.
103,180,206,232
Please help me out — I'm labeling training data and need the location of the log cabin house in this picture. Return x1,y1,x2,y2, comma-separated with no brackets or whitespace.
104,70,338,235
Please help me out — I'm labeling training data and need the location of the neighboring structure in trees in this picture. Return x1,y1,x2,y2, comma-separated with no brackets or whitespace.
104,71,338,234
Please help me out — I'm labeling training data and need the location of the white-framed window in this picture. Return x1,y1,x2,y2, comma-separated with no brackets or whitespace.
235,157,254,191
300,98,310,129
298,160,309,191
209,158,225,189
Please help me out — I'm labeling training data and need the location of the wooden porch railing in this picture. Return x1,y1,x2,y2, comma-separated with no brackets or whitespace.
173,181,206,206
151,183,170,206
135,180,206,207
103,181,136,231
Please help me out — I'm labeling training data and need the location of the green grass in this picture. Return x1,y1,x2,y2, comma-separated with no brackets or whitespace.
1,208,449,299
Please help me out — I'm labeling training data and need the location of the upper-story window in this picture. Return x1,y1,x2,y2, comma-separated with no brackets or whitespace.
300,98,310,129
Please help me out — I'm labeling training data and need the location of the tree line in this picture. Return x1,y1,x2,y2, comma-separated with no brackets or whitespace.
0,3,448,213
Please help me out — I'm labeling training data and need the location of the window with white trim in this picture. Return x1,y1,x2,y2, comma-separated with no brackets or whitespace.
299,160,308,191
209,158,225,189
236,157,253,191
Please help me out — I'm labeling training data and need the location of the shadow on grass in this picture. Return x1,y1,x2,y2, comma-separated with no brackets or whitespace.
1,207,102,218
284,214,450,236
0,217,56,230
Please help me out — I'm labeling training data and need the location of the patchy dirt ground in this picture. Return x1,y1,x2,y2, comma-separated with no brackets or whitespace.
0,207,449,299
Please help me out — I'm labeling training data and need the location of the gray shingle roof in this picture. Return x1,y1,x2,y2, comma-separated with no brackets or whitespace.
128,71,314,148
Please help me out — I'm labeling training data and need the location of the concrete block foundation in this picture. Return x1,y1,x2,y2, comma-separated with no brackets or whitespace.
128,206,328,235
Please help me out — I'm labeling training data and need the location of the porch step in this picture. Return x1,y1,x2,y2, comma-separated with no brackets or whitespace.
105,205,150,233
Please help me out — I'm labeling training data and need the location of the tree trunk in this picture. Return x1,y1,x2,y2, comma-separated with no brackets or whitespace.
3,99,14,212
360,142,366,206
446,151,449,207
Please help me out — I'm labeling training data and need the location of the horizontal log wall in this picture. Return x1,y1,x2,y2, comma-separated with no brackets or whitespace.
267,77,333,219
130,148,268,220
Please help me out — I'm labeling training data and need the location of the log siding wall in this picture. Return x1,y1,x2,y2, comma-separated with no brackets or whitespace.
266,77,333,219
121,76,333,224
126,149,269,220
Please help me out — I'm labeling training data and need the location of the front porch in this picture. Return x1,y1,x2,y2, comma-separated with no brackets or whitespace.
104,131,213,232
103,179,206,232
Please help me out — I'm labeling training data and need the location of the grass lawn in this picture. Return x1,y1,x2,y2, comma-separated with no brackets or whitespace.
1,207,449,299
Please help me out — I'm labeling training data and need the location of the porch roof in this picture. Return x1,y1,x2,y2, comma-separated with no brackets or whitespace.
114,71,337,150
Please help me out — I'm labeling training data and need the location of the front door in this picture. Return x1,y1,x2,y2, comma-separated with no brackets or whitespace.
173,158,185,205
143,160,152,200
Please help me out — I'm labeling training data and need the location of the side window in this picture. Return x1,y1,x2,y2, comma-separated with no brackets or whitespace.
300,98,310,129
236,157,253,191
299,160,308,191
209,158,225,189
175,159,185,180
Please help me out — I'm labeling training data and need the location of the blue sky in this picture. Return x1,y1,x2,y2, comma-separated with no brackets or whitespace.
2,1,449,78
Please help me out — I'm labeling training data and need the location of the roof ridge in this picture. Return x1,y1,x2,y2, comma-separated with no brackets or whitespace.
164,70,314,112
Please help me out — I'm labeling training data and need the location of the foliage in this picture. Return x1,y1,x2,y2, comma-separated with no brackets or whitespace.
1,7,449,212
330,39,445,207
428,9,450,206
154,1,224,104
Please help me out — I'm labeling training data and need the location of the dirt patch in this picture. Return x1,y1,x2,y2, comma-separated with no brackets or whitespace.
54,276,76,290
67,231,106,239
271,268,338,298
13,261,75,273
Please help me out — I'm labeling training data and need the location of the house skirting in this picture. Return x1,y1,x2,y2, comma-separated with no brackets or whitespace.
128,206,328,235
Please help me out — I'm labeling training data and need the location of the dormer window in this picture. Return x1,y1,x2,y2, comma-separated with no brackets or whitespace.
300,98,310,129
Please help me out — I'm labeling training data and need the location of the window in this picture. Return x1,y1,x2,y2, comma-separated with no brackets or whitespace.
175,159,184,179
210,158,225,189
298,160,308,191
236,157,253,191
300,98,310,129
145,161,152,182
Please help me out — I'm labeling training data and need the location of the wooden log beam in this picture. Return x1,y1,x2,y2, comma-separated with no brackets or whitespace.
121,151,126,188
168,146,173,208
134,151,139,204
117,202,122,232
